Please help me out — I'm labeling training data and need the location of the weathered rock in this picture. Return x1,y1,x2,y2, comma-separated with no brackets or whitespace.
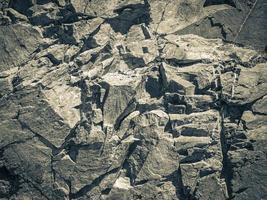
5,8,28,23
227,150,267,200
0,1,266,199
161,42,186,62
252,95,267,114
71,0,143,17
164,66,196,95
1,138,54,199
222,63,267,105
100,72,139,127
71,17,104,42
177,0,267,51
29,3,61,26
170,110,220,131
0,24,42,71
43,85,81,128
180,162,228,199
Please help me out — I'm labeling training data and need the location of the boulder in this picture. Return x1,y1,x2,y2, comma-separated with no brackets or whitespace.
0,24,42,72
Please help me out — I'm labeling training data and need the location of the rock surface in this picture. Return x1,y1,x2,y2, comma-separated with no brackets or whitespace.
0,0,266,200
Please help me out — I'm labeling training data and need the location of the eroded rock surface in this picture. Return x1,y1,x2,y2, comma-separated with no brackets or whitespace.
0,0,266,200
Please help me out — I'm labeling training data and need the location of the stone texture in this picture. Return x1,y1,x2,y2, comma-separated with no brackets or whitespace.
0,1,266,200
0,24,42,71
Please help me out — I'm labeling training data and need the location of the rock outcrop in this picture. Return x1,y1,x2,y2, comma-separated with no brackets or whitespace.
0,0,266,199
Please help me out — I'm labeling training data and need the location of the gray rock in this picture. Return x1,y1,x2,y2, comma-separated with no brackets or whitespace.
221,63,267,105
177,0,267,51
252,95,267,114
0,24,42,71
0,1,266,199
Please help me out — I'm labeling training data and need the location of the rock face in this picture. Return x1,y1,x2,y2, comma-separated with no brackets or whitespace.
0,1,266,200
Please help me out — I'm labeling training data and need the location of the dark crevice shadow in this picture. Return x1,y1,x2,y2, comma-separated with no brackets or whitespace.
0,165,21,198
106,1,151,34
203,0,236,8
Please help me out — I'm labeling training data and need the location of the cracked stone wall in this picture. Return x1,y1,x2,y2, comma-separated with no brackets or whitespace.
0,0,266,199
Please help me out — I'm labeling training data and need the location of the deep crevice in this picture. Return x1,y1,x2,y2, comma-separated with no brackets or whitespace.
106,1,151,34
219,103,233,199
0,165,21,198
203,0,236,8
69,167,120,199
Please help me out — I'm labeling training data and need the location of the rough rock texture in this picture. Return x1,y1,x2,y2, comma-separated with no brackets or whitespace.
0,0,266,200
